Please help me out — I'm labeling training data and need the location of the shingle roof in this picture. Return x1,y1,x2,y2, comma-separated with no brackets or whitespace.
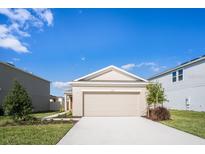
0,62,50,82
148,55,205,80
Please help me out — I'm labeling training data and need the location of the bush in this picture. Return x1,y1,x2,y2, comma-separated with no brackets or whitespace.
0,107,4,116
149,107,170,121
3,80,33,121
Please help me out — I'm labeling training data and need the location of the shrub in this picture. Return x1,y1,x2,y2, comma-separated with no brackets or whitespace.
0,107,4,116
67,111,72,118
3,80,33,121
149,107,170,121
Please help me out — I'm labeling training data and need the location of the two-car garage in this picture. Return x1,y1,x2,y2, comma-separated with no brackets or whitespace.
83,92,141,117
70,65,148,117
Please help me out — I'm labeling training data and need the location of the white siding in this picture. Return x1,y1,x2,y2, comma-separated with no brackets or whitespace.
151,60,205,111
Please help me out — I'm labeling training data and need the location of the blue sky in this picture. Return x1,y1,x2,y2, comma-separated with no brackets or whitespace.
1,8,205,96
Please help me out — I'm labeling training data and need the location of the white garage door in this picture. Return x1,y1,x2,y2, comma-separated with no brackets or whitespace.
83,92,140,116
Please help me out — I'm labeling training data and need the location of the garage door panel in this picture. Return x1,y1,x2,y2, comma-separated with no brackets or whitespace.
84,92,140,116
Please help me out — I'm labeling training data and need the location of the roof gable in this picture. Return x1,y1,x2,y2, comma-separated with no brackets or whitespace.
74,65,147,82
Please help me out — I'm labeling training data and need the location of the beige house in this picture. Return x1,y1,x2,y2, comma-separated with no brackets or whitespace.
66,65,148,117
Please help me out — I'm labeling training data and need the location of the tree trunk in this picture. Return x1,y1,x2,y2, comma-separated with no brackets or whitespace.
147,105,150,117
154,103,156,109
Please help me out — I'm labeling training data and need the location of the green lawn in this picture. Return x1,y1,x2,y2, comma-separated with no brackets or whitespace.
0,111,59,126
161,110,205,139
0,123,73,144
31,111,59,119
0,112,73,145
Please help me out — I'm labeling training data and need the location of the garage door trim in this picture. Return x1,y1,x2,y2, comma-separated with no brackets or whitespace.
82,90,141,116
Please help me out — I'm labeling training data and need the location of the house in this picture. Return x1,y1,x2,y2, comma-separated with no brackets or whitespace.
0,62,50,112
49,95,64,111
65,65,148,117
149,55,205,111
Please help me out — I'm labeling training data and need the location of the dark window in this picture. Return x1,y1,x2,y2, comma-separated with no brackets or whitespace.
172,71,177,82
178,69,183,81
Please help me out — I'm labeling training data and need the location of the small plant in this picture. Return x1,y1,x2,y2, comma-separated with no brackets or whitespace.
146,83,167,108
67,111,72,118
59,106,65,112
146,83,170,120
149,107,170,121
3,80,33,121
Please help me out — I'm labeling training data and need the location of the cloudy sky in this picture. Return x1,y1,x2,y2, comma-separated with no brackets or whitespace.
1,9,205,96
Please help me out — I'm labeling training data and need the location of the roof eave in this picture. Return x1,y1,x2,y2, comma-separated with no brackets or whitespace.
74,65,148,82
148,56,205,80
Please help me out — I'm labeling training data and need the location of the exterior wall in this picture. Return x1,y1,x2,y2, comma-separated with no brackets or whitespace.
72,86,147,116
150,60,205,111
0,63,50,112
50,101,64,111
90,70,137,81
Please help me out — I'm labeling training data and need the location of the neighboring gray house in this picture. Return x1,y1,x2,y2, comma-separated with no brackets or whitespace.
149,55,205,111
0,62,50,112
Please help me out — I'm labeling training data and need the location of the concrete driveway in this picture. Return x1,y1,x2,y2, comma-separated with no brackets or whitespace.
58,117,205,145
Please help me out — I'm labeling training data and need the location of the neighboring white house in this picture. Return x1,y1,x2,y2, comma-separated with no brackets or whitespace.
49,95,65,111
67,65,148,117
149,55,205,111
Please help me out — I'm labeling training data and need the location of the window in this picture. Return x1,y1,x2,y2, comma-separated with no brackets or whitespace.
172,71,177,82
178,69,183,81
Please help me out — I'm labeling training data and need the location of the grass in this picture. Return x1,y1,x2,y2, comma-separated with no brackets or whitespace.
0,111,73,144
0,123,73,144
0,111,59,126
31,111,60,119
161,109,205,139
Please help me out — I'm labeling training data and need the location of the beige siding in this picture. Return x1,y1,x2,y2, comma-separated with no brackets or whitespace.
71,65,148,116
90,70,137,81
72,86,147,117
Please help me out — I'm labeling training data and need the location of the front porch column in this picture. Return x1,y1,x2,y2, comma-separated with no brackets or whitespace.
68,96,71,111
64,93,68,111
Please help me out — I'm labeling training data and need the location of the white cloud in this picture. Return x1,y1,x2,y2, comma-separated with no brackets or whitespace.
135,62,156,68
33,9,53,26
122,62,167,72
0,36,28,53
0,8,53,53
12,58,20,61
0,24,29,53
9,23,30,37
81,57,86,61
121,63,136,70
52,81,70,90
0,9,32,25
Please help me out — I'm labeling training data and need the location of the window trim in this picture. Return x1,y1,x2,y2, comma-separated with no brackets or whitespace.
178,69,183,81
172,71,177,82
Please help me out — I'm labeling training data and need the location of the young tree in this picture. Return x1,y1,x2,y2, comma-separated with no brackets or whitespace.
146,83,167,109
3,80,33,121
